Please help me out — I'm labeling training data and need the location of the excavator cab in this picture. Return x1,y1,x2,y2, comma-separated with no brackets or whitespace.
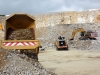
79,31,88,40
70,28,85,40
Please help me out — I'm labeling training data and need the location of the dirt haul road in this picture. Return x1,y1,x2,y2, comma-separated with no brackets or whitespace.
38,48,100,75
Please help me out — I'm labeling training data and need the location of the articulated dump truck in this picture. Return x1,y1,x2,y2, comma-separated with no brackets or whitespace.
0,13,40,60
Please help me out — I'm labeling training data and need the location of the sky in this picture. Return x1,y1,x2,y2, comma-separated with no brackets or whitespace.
0,0,100,15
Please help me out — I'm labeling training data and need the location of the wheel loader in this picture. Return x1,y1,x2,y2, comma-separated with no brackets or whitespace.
0,13,40,60
70,28,98,40
55,36,68,50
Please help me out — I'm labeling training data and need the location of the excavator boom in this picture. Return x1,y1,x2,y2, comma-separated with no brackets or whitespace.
70,28,97,40
70,28,85,40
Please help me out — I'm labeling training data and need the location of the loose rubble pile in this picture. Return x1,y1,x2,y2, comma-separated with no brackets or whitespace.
8,29,38,60
36,23,100,50
68,40,100,50
0,29,56,75
0,30,4,40
8,29,34,40
0,51,56,75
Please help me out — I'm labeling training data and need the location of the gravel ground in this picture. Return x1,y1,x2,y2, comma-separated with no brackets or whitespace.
0,29,57,75
0,50,57,75
39,48,100,75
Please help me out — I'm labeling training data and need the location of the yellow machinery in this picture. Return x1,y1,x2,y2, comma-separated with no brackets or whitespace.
70,28,98,40
55,36,68,50
0,23,2,30
70,28,85,40
0,13,40,60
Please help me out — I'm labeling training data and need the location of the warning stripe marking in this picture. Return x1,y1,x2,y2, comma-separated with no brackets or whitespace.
3,42,37,46
29,42,34,45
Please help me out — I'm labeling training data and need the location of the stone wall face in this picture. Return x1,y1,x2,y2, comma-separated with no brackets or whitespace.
0,15,5,23
0,10,100,49
32,10,100,49
34,10,100,28
35,22,100,48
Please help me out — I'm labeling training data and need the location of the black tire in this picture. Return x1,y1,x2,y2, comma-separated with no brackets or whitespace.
65,46,68,50
79,37,88,40
56,46,61,51
70,39,74,40
93,38,97,40
56,47,59,50
89,38,96,40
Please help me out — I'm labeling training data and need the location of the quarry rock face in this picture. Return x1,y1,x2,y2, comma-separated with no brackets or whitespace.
68,40,100,50
0,10,100,75
34,10,100,27
31,10,100,50
0,10,100,49
35,23,100,50
0,30,4,40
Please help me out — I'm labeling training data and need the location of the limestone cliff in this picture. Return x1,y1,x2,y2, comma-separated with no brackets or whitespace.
33,10,100,27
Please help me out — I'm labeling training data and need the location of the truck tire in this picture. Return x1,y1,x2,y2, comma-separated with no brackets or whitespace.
65,46,68,50
56,47,59,50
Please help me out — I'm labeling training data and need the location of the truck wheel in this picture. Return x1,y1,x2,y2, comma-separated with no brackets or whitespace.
93,38,97,40
29,53,38,60
65,46,68,50
79,37,87,40
56,47,59,51
89,38,96,40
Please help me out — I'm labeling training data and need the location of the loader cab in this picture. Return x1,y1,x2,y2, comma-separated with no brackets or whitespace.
58,36,65,46
56,36,68,50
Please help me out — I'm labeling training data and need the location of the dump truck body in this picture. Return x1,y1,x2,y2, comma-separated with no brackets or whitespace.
1,40,39,49
0,13,40,60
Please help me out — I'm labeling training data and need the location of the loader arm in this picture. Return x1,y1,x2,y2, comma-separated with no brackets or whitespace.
70,28,85,40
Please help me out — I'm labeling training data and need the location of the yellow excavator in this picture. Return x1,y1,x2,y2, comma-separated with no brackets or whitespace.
70,28,98,40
